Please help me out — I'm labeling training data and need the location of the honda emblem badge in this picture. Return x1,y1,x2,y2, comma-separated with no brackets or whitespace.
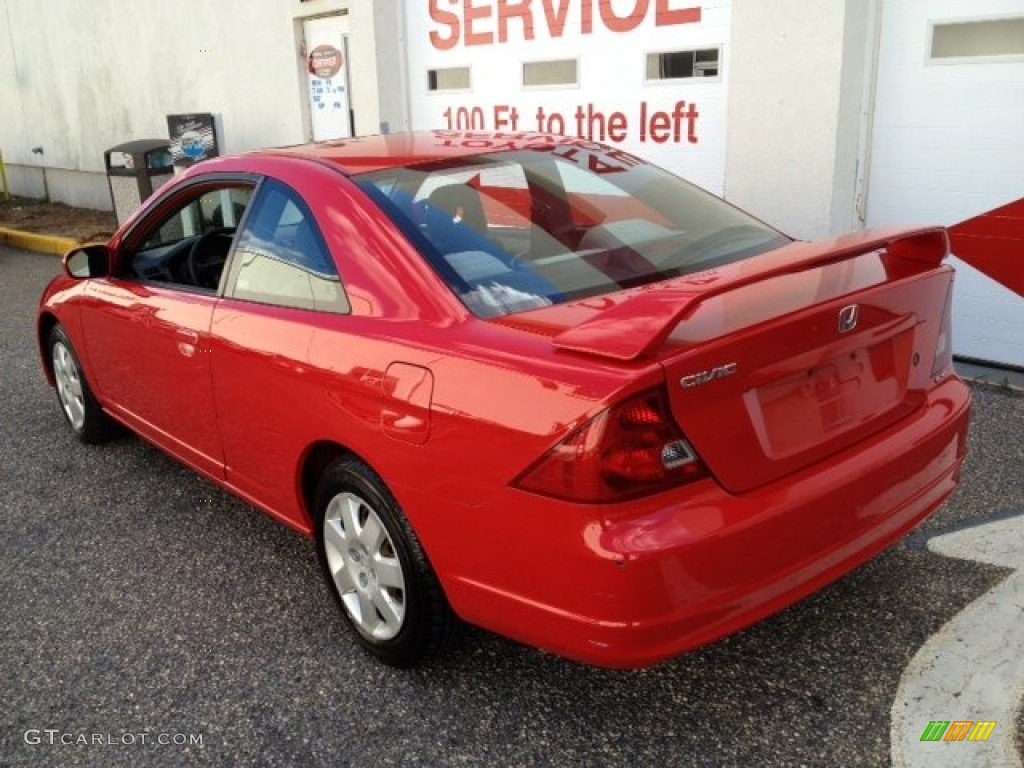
838,304,860,334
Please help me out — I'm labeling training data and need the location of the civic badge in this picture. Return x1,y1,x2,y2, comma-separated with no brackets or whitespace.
838,304,859,334
680,362,738,389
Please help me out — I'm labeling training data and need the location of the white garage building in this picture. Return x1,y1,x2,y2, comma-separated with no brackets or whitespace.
1,0,1021,367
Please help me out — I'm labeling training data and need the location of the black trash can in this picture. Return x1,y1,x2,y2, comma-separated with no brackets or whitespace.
104,139,174,225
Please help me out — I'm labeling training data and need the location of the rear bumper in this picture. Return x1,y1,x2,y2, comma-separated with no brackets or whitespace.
425,377,971,668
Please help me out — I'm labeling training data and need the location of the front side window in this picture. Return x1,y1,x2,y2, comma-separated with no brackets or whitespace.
356,146,789,318
125,184,254,291
222,180,349,314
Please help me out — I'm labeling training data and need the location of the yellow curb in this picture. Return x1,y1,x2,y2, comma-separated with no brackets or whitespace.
0,227,79,255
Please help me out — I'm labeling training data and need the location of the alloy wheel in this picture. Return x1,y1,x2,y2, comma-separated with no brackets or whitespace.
52,340,86,430
322,491,406,640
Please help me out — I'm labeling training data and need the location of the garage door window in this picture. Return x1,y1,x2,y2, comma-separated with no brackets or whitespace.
523,59,578,87
428,66,471,91
930,18,1024,61
646,48,720,80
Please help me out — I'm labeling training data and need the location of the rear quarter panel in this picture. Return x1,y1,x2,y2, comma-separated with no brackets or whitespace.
204,156,657,537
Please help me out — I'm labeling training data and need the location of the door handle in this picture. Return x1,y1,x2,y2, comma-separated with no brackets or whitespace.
176,329,199,357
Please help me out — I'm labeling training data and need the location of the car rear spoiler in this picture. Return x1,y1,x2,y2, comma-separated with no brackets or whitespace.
552,227,950,362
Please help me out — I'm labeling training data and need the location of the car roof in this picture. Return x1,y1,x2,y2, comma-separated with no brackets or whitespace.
254,131,557,175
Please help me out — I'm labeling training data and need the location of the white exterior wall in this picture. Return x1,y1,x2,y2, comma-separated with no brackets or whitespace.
0,0,400,210
724,0,873,240
372,1,413,134
867,0,1024,367
405,1,733,195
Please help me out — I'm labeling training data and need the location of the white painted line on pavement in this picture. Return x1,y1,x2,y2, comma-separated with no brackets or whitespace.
891,513,1024,768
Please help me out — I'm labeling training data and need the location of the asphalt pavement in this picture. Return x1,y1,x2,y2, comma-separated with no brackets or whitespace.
1,245,1022,767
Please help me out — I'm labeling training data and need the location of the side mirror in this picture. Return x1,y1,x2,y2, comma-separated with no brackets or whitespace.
63,244,111,279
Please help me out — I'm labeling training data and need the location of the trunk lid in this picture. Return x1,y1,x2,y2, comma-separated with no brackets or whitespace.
502,227,955,494
658,265,951,492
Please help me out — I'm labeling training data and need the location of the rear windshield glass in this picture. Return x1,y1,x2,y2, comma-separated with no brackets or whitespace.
355,144,790,318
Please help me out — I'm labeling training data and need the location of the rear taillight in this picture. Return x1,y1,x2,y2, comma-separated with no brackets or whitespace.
514,388,707,502
932,283,955,380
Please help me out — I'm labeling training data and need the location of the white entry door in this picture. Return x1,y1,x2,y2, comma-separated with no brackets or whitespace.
303,15,353,141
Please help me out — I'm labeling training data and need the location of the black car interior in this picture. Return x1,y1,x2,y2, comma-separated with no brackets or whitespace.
125,188,253,291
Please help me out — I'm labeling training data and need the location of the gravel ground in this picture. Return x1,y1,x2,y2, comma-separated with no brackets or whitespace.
0,197,117,241
1,246,1021,767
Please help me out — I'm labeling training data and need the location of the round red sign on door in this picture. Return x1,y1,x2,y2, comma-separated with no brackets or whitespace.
308,45,343,78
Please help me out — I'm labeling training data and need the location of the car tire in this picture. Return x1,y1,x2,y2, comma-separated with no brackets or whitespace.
314,456,457,667
48,324,119,444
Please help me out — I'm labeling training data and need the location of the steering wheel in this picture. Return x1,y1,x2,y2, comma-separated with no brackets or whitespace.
186,227,235,289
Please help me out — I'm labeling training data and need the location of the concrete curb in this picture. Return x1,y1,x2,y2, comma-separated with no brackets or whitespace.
955,360,1024,393
0,227,79,256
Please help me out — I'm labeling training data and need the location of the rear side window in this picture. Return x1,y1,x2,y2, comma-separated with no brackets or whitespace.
356,146,789,318
223,180,350,314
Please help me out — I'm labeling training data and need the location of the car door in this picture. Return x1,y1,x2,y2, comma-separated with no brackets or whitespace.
80,181,255,479
207,178,351,519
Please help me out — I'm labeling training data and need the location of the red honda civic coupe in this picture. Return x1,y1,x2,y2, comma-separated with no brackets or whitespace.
38,131,971,668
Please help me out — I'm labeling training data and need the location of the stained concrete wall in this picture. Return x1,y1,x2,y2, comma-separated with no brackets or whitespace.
0,0,402,210
724,0,874,239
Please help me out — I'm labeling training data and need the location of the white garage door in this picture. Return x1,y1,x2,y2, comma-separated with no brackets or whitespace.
867,0,1024,368
404,1,732,195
